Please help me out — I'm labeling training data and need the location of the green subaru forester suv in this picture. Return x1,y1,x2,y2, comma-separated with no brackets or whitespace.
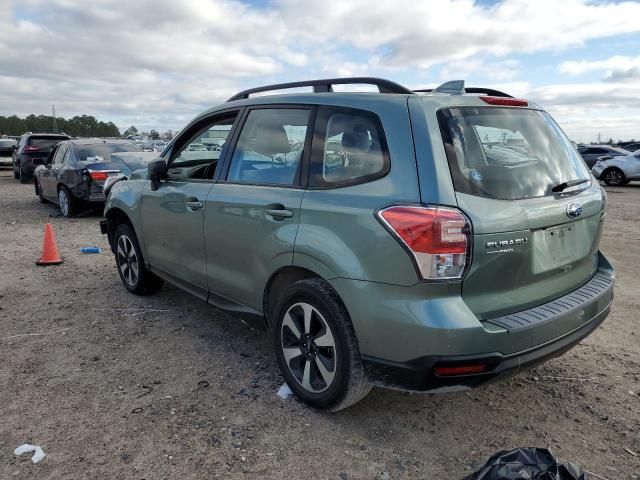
101,78,614,411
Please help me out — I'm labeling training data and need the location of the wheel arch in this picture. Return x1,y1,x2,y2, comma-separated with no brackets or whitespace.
104,207,135,253
263,266,325,330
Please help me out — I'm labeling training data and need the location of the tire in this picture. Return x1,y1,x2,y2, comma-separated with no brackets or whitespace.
274,278,371,411
57,186,76,217
113,223,164,295
13,161,19,179
35,180,48,203
603,168,625,186
19,167,29,184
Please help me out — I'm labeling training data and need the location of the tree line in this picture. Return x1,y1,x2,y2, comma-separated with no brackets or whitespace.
0,114,120,137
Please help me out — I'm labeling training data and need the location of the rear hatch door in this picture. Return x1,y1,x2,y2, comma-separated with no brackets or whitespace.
436,104,605,319
25,136,69,165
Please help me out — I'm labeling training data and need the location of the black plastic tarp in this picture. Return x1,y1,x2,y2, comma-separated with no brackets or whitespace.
463,448,586,480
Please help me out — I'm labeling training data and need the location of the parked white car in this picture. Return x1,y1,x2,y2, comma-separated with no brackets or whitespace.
592,149,640,186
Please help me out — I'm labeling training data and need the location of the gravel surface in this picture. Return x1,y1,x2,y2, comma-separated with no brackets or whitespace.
0,169,638,479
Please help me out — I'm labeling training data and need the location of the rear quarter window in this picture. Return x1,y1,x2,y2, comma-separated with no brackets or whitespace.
309,106,389,188
437,107,590,200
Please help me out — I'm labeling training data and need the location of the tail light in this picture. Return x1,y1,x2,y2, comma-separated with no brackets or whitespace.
480,96,528,107
87,170,116,182
377,205,471,280
23,145,40,152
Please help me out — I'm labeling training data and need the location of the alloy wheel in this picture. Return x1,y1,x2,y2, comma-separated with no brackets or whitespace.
58,189,70,217
280,302,337,393
605,169,623,185
117,234,139,287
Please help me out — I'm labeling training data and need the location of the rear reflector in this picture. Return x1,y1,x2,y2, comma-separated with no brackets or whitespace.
480,96,528,107
23,145,40,152
377,206,470,280
434,364,487,377
88,170,110,181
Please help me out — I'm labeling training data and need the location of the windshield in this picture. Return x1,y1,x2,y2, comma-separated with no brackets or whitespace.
75,143,142,163
438,107,591,200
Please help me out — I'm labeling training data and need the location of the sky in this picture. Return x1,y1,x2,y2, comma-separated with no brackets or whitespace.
1,0,639,142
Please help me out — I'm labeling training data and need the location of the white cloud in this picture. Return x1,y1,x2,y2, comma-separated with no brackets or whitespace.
559,55,640,82
0,0,639,137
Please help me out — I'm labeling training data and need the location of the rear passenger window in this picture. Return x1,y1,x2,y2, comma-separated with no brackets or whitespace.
310,108,389,187
227,108,310,186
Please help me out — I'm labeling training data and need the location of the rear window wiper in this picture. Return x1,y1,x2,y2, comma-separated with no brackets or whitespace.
551,178,590,193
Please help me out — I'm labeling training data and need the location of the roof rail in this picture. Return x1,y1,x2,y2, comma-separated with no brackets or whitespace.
227,77,414,102
414,81,513,98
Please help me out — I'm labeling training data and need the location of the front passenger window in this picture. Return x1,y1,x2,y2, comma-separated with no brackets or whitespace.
227,109,310,186
168,114,237,180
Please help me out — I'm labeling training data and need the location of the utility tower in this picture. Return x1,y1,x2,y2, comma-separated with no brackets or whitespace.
52,105,58,133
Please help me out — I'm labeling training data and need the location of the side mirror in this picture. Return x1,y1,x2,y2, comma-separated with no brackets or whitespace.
148,158,167,191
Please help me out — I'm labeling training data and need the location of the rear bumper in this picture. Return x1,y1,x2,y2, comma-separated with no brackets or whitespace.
329,252,614,392
363,300,610,392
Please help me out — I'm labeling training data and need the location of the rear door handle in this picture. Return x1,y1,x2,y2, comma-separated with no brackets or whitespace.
186,197,203,211
265,203,293,219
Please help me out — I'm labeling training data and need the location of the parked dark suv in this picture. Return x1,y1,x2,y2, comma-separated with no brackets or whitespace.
13,133,70,183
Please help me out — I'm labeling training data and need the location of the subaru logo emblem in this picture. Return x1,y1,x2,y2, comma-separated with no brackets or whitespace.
566,202,583,218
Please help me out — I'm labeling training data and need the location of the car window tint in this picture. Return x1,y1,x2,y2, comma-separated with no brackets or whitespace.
438,107,590,200
312,111,387,186
227,109,309,186
169,115,238,180
28,137,68,149
54,145,67,164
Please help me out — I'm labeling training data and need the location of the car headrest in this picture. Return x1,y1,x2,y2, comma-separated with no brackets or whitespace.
342,126,370,151
254,122,290,156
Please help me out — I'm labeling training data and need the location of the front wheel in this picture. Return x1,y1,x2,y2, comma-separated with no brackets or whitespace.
274,278,371,411
603,168,625,186
114,223,164,295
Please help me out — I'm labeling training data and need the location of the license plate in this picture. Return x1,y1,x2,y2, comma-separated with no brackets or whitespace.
545,224,576,264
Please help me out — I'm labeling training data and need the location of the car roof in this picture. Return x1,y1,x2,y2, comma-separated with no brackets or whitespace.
26,133,70,138
66,138,137,146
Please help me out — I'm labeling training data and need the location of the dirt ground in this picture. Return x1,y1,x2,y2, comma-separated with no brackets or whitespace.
0,168,638,480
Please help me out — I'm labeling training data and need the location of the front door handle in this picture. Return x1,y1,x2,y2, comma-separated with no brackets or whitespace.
186,197,203,211
265,203,293,219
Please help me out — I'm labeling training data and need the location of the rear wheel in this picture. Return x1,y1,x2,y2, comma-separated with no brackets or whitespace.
274,278,371,411
114,223,164,295
19,167,29,184
13,160,19,179
603,168,625,186
57,186,76,217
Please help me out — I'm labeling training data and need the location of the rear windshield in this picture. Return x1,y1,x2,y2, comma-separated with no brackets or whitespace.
438,107,590,200
75,143,142,163
28,137,68,149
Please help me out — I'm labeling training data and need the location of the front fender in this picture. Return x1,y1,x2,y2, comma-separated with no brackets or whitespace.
104,179,148,260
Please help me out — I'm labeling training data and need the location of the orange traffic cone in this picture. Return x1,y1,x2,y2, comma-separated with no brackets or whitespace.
36,223,63,266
